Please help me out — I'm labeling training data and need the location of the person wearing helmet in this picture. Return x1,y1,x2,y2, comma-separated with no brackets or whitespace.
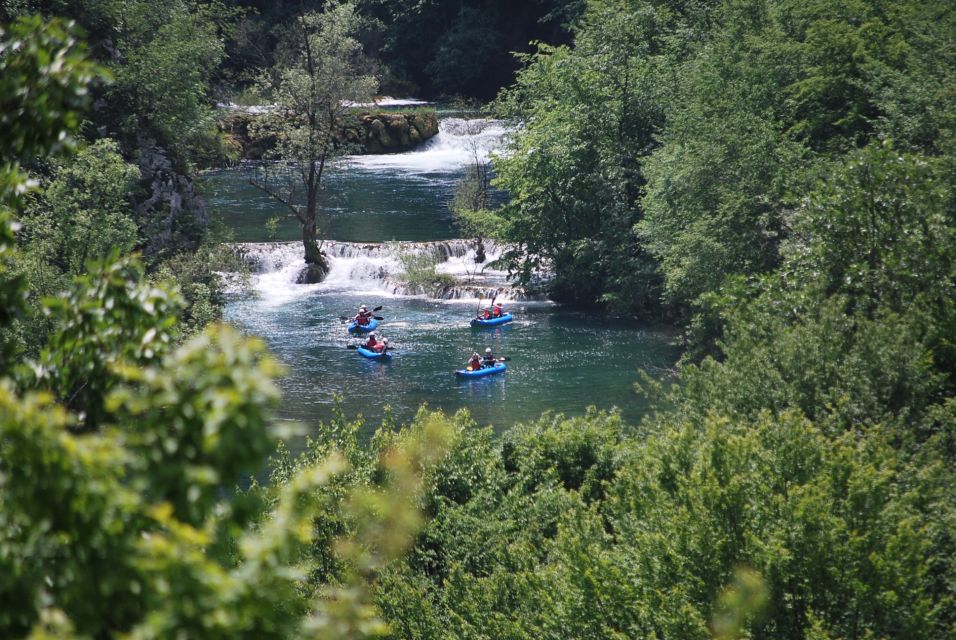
482,347,497,367
467,352,482,371
363,332,378,350
373,336,389,353
354,304,372,325
492,301,504,318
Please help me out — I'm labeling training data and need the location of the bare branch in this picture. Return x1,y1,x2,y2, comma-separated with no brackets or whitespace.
247,177,307,225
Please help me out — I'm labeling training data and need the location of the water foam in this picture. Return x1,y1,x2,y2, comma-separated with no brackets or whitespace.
347,118,511,173
231,240,540,305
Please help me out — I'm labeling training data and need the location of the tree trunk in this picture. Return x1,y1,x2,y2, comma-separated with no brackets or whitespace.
302,218,324,266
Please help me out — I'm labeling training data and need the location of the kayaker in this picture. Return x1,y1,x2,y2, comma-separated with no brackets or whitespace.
479,307,492,320
374,337,389,353
492,302,504,318
354,305,373,325
363,333,378,350
482,347,497,367
467,352,482,371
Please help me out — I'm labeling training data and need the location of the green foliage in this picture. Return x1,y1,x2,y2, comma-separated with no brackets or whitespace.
366,408,956,640
396,249,456,293
106,0,226,159
353,0,579,99
782,143,955,316
265,215,280,241
31,254,182,430
423,7,501,97
492,0,956,335
0,15,106,166
0,15,107,368
490,1,681,312
150,241,244,336
451,158,508,240
28,139,140,272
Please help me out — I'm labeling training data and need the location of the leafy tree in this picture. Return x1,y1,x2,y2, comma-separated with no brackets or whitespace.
104,0,227,159
249,1,376,276
491,0,687,311
24,139,140,274
0,14,105,367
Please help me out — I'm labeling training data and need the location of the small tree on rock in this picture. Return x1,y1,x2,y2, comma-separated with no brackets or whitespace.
250,2,376,282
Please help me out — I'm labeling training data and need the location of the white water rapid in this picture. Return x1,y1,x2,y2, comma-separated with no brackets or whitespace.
230,240,543,307
347,117,511,173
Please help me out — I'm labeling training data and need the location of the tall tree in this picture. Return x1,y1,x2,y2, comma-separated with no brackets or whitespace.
250,1,376,280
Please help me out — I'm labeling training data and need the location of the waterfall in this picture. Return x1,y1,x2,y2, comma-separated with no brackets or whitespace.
229,240,544,304
346,117,511,173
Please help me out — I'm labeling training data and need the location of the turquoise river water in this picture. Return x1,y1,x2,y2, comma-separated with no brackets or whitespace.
207,112,678,433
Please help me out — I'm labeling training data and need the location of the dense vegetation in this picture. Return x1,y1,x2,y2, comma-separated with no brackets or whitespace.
221,0,582,100
2,0,955,638
479,0,956,335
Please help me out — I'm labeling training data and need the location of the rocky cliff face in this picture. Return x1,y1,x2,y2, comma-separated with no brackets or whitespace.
216,109,439,162
136,146,208,256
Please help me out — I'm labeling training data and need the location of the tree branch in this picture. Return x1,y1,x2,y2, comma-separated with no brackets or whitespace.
247,177,307,225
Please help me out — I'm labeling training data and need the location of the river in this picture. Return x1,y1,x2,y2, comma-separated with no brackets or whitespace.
203,112,679,433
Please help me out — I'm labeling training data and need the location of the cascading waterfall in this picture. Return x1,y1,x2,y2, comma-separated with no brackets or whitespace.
222,114,527,306
230,240,543,304
346,117,511,173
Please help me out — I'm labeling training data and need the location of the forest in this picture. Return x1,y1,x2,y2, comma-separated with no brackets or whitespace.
1,0,955,638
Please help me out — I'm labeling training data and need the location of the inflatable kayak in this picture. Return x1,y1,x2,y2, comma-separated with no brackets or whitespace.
356,346,392,361
470,313,513,328
347,318,379,334
455,362,507,378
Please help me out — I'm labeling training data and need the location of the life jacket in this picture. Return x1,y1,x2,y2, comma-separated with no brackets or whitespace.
364,337,377,349
492,306,502,317
357,312,371,325
482,309,491,319
469,357,482,370
482,355,495,366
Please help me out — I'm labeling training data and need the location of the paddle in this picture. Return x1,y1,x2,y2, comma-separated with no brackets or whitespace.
474,292,483,319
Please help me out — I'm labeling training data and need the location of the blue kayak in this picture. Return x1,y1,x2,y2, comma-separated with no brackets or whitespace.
356,346,392,361
455,362,507,378
347,318,379,334
470,313,513,328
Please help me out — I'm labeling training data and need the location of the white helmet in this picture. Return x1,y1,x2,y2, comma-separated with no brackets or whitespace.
360,305,368,311
369,332,376,339
382,338,389,344
485,347,492,354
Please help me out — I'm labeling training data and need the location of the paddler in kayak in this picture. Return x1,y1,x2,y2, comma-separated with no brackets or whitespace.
482,347,497,367
354,305,373,326
491,302,504,318
363,332,378,350
467,352,482,371
374,337,389,354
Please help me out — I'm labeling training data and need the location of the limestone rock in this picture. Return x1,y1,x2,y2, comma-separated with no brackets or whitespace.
135,145,208,256
296,261,329,284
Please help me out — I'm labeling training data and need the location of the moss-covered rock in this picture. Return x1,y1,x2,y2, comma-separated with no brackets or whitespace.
215,108,439,159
